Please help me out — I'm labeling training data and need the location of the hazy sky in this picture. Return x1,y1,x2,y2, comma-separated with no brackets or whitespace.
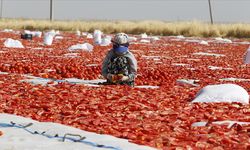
1,0,250,23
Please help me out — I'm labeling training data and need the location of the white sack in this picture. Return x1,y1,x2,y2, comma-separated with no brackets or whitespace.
244,46,250,64
33,31,42,37
68,43,93,51
87,34,93,39
100,36,112,46
24,30,42,38
141,33,148,38
151,36,160,41
76,30,81,36
176,35,185,39
93,30,102,44
140,39,150,43
82,32,88,36
4,38,24,48
192,84,249,104
3,29,14,32
200,40,209,45
215,37,232,43
43,33,54,45
43,30,58,45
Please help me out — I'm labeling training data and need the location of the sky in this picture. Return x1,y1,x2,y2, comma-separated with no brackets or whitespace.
1,0,250,23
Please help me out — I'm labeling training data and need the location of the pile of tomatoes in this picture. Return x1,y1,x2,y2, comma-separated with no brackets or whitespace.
0,31,249,149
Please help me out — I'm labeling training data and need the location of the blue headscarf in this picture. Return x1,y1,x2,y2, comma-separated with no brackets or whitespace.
113,43,129,53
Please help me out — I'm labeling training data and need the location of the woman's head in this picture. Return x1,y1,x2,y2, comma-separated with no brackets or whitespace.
112,33,129,53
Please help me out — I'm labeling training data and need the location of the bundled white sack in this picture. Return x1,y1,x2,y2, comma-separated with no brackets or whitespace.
46,30,59,37
43,32,55,45
3,29,14,32
82,32,88,36
4,38,24,48
151,36,160,41
176,35,185,39
68,43,93,51
55,36,63,40
24,30,31,34
100,36,112,46
93,30,102,44
200,40,209,45
33,31,42,37
244,46,250,64
215,37,232,43
192,84,249,104
76,30,81,36
24,30,42,38
141,33,148,38
87,33,93,39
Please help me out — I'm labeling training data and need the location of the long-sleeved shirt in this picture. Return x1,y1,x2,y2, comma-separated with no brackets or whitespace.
102,49,137,81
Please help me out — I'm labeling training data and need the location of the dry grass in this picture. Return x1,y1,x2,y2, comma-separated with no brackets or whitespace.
1,19,250,38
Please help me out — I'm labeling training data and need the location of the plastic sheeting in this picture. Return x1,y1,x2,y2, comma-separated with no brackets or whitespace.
0,113,155,150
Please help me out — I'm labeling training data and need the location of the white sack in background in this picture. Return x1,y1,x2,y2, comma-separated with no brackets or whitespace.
43,30,59,45
34,31,42,37
200,40,209,45
46,30,59,37
176,35,185,39
76,30,81,36
93,30,102,44
4,38,24,48
24,30,42,37
100,36,112,46
55,36,63,40
82,32,88,36
244,46,250,64
43,33,54,45
68,43,93,51
87,34,93,39
192,84,249,104
140,39,150,43
140,33,148,38
215,37,232,43
3,29,14,32
151,36,160,41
